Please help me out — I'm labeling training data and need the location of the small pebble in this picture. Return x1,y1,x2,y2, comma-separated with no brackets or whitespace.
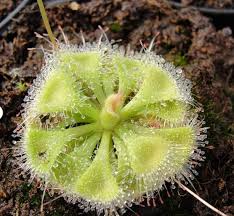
222,27,232,37
69,2,80,11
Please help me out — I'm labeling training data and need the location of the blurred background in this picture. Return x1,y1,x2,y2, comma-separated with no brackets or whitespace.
0,0,233,215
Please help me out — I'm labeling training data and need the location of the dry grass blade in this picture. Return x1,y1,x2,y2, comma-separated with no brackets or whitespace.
174,179,227,216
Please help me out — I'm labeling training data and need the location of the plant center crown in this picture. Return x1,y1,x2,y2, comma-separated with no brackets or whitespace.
100,92,123,130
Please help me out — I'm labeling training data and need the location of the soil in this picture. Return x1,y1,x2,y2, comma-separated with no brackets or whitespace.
177,0,234,9
0,0,233,216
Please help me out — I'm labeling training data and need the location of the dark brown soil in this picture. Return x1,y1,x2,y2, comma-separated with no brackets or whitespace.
178,0,234,9
0,0,233,216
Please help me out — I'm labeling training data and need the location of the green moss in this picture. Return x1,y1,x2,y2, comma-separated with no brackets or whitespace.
110,22,122,33
16,81,27,92
30,194,41,207
173,53,188,67
19,183,32,202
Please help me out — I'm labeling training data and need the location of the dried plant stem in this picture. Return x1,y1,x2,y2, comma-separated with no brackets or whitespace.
40,183,47,215
175,179,227,216
43,194,63,206
37,0,57,48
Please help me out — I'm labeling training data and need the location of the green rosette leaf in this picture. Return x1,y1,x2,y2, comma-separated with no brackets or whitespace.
18,43,205,214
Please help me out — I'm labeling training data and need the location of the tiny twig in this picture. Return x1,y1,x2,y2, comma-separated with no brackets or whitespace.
0,0,31,30
40,183,47,214
45,0,71,8
98,25,109,43
58,26,69,44
43,194,63,206
174,179,227,216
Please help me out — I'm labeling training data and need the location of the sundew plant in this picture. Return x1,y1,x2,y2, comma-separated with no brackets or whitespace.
13,1,226,216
